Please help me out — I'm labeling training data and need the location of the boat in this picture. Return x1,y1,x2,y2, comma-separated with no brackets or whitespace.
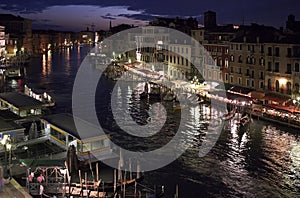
68,175,144,193
238,114,250,126
221,108,236,121
24,159,144,197
0,64,24,79
236,114,250,142
163,91,175,101
187,94,202,106
24,84,55,107
173,100,186,111
139,91,148,99
173,104,186,111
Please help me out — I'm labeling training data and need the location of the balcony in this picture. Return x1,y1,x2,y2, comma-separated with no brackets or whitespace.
292,71,300,77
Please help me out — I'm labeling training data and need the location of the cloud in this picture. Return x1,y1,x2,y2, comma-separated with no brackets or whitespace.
33,23,64,30
118,13,153,21
1,0,299,29
101,13,117,20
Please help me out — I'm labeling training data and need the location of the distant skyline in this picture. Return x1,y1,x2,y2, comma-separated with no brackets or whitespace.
0,0,299,31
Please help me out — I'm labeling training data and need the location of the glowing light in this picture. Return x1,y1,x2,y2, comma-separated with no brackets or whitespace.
279,78,287,85
136,51,141,62
0,134,9,145
6,143,12,150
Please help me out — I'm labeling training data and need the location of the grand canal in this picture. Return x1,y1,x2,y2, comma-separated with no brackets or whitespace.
3,46,300,197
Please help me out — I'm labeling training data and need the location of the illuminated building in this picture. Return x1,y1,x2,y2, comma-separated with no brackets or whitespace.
0,14,32,54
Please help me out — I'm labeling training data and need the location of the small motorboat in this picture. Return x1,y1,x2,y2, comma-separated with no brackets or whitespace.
221,109,236,121
239,114,250,126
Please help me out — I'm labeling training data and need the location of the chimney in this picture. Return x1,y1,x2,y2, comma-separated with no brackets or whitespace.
256,36,260,43
243,36,246,43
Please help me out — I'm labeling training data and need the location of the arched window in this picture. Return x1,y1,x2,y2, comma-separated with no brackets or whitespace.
286,82,292,95
247,56,251,64
238,55,242,63
225,58,229,68
230,55,234,62
276,80,279,92
295,83,299,93
260,57,265,66
295,63,300,72
251,57,256,64
268,79,272,90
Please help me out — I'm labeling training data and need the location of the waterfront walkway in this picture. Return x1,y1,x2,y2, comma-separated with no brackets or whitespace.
117,61,300,129
0,178,32,198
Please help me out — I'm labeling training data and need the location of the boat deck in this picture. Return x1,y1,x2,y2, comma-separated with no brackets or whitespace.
0,178,32,198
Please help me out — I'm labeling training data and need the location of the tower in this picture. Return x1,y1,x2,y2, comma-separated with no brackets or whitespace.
204,10,217,29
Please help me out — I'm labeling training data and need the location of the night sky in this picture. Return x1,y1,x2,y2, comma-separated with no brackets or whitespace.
0,0,299,31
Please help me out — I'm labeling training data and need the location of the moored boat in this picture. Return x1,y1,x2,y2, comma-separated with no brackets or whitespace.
221,108,236,121
24,84,55,107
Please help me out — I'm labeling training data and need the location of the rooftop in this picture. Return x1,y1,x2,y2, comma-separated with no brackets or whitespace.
0,92,45,109
0,109,21,121
0,14,30,21
0,117,24,132
42,113,107,140
230,24,286,43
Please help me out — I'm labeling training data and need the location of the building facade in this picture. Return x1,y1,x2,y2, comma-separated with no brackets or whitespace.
0,14,32,55
228,24,300,104
0,26,5,61
168,39,192,80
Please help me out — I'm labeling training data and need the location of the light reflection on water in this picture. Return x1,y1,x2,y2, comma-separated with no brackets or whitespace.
3,46,299,197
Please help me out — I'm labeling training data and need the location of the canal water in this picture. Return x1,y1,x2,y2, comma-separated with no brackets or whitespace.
4,46,300,197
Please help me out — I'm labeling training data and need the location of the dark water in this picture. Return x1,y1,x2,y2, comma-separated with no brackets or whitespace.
6,46,300,197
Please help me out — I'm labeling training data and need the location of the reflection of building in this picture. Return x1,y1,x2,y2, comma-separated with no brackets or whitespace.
41,113,112,161
0,14,32,54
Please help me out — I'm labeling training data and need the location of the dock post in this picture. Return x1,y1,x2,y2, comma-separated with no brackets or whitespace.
175,184,179,198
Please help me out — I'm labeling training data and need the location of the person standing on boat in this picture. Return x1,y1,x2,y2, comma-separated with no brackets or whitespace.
37,173,45,183
28,172,34,182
